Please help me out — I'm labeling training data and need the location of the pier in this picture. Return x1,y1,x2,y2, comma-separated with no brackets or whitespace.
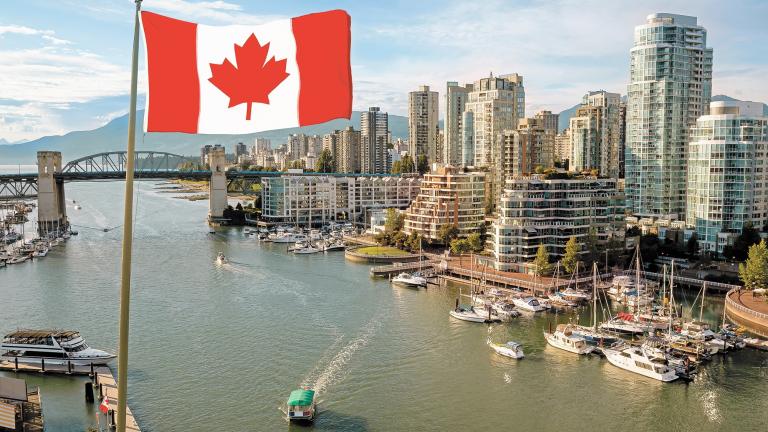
0,360,140,431
725,288,768,338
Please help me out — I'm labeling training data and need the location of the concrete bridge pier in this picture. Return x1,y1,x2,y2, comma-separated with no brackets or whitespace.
37,151,68,234
208,147,228,223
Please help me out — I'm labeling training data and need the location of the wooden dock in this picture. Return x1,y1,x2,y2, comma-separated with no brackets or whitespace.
370,260,439,277
0,360,140,431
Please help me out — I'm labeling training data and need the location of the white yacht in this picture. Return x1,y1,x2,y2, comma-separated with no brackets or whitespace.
293,244,321,254
559,288,590,302
272,233,308,244
449,305,489,323
603,345,679,382
391,272,427,288
491,301,520,320
544,324,594,355
488,339,524,359
216,252,227,264
512,296,547,313
1,329,115,365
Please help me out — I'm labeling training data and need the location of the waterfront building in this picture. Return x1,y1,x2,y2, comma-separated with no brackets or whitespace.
569,91,622,177
261,174,420,225
403,165,485,242
491,174,625,271
444,81,473,165
361,107,390,174
686,101,768,254
463,73,525,206
618,102,626,178
338,126,361,174
408,85,439,164
499,117,555,178
626,13,713,218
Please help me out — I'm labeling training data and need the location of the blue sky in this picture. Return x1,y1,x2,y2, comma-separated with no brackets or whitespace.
0,0,766,142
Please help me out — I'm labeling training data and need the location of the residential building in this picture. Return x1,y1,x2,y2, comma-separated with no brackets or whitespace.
554,129,572,167
463,73,525,207
403,165,486,242
261,174,421,225
686,101,768,254
499,117,555,179
491,174,625,271
338,126,361,174
569,91,622,177
322,131,339,171
287,134,307,159
361,107,390,174
200,144,224,165
444,81,473,165
408,85,439,164
461,110,475,166
534,110,559,133
253,138,271,154
234,142,247,159
626,13,713,218
307,135,323,157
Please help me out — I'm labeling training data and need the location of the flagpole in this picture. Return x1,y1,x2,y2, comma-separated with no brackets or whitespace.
117,1,141,431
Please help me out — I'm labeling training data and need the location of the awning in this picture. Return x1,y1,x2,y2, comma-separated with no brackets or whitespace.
0,376,27,402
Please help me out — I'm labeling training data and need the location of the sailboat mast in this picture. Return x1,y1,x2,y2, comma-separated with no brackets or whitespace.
668,261,675,337
592,262,597,332
700,282,707,322
634,246,641,316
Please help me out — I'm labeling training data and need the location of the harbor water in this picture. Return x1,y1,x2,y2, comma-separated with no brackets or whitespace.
1,178,767,431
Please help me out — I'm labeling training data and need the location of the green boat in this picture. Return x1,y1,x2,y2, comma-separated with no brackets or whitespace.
287,388,316,421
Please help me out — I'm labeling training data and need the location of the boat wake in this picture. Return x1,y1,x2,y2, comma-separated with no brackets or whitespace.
306,313,382,396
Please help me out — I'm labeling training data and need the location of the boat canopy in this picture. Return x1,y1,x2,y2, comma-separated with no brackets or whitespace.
287,389,315,407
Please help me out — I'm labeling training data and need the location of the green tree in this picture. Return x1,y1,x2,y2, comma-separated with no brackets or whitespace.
437,223,459,245
405,232,423,253
739,240,768,290
384,208,404,233
562,236,580,275
476,222,488,244
467,232,483,252
726,223,762,261
533,244,552,276
315,148,335,173
450,238,471,255
534,165,545,174
687,233,699,257
400,155,415,173
417,154,429,175
584,226,600,265
390,160,402,175
392,231,407,249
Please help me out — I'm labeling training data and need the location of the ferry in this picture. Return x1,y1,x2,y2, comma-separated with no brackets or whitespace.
286,387,316,422
1,329,115,365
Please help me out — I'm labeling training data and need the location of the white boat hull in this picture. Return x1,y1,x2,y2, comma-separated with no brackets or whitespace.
544,332,594,355
603,349,678,382
489,343,524,359
449,310,487,323
1,354,115,366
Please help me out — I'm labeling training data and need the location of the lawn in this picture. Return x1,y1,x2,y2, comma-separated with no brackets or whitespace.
355,246,411,256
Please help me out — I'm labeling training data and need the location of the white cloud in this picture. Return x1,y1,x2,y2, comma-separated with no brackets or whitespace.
0,102,70,142
0,25,71,45
145,0,282,24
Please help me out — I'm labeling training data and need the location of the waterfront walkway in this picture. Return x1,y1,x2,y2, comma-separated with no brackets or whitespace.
725,289,768,337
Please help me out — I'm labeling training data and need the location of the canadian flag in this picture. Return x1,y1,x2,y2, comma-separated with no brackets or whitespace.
99,396,110,414
141,10,352,134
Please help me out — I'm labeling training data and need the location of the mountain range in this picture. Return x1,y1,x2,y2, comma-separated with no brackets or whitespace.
1,96,765,165
0,110,410,164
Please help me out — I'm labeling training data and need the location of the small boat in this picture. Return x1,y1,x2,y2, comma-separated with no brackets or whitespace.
488,339,524,359
559,288,590,302
216,252,227,264
7,254,29,265
286,387,316,422
32,247,48,257
603,345,679,382
0,260,6,268
322,240,345,252
74,204,82,210
1,329,115,365
293,245,321,254
547,293,578,308
544,324,594,355
512,296,547,313
449,304,490,323
391,272,427,288
491,301,520,320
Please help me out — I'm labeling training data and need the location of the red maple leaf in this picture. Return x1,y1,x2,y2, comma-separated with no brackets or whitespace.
208,34,289,120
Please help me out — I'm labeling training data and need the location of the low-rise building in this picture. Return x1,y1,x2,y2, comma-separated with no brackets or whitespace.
491,174,625,271
261,174,420,225
403,165,485,242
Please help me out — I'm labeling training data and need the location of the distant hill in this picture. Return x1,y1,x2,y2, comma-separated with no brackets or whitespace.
557,95,767,133
0,110,410,164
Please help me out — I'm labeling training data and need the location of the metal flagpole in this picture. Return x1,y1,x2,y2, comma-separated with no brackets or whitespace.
117,1,142,431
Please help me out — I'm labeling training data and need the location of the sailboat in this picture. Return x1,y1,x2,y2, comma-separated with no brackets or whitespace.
600,248,654,336
391,238,427,287
571,263,622,347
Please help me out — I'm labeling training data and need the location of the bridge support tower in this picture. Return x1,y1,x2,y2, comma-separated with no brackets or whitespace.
208,147,228,222
37,151,68,234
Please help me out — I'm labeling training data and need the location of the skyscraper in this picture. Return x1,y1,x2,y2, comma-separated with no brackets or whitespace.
361,107,389,174
338,126,361,174
463,73,525,205
569,90,622,177
444,81,473,165
408,85,439,164
686,101,768,254
499,117,555,178
626,13,713,218
534,110,559,134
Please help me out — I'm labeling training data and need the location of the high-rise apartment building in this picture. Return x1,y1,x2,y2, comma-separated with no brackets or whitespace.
569,91,622,177
499,117,555,178
686,101,768,254
408,85,439,164
444,82,473,165
361,107,390,174
626,13,713,218
534,110,559,134
234,142,247,159
322,132,340,172
554,129,572,166
463,73,525,206
338,126,361,174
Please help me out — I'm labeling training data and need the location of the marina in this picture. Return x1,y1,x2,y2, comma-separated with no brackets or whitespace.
0,180,767,431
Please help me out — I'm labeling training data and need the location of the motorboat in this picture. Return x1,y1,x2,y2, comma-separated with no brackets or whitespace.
603,345,679,382
322,240,345,252
512,296,547,313
471,303,502,322
74,204,82,210
32,246,48,257
216,252,227,264
544,324,594,355
488,339,524,359
547,292,578,308
570,325,622,347
559,288,590,303
449,305,490,323
391,272,427,288
286,387,316,422
271,233,308,244
293,245,321,254
1,329,115,365
7,254,29,265
491,301,520,320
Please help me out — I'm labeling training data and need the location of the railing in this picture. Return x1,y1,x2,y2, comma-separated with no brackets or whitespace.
623,270,741,292
726,288,768,321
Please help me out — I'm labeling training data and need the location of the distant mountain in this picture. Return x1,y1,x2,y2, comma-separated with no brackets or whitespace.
0,110,409,164
557,95,767,133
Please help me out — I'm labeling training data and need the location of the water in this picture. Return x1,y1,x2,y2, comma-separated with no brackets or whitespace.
1,179,767,431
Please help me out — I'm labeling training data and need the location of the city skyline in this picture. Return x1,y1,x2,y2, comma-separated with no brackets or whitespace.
1,0,767,143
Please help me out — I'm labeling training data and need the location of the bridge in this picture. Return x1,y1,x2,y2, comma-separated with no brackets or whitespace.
0,149,288,232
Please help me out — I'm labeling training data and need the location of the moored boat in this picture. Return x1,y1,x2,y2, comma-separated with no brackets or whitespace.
512,296,547,312
1,329,115,365
544,324,594,355
391,272,427,288
603,345,679,382
488,338,524,359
